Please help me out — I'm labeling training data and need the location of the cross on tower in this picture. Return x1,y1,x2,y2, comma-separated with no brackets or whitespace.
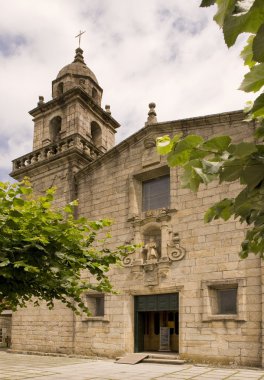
75,30,86,48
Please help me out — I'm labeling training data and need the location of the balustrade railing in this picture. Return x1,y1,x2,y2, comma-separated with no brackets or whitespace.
12,134,101,172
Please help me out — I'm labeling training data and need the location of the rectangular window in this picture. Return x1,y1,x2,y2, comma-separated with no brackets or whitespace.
142,175,170,211
86,294,105,317
217,288,237,314
95,295,105,317
0,329,2,343
202,279,245,322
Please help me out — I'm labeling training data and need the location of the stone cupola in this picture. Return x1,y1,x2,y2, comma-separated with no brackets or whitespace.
52,47,103,106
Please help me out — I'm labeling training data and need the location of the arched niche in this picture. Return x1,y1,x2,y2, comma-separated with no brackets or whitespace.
49,116,62,143
141,223,161,262
91,121,102,147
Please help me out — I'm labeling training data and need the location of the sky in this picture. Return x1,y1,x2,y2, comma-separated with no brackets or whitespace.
0,0,251,181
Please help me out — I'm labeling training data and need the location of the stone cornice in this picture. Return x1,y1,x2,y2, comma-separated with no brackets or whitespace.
29,87,120,131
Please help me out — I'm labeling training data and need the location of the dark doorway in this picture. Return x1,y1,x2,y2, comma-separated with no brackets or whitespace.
134,293,179,353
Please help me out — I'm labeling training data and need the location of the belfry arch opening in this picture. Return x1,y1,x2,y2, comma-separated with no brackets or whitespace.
49,116,62,143
91,121,102,148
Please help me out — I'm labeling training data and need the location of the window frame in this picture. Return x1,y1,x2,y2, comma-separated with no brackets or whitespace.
142,174,170,212
202,279,246,322
82,293,108,322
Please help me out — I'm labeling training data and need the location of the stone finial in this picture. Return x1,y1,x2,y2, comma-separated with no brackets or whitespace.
145,102,157,126
105,105,111,115
38,96,45,106
73,47,85,64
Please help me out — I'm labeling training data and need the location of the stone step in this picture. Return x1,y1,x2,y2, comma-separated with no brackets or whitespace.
143,357,186,365
147,353,180,360
115,353,186,366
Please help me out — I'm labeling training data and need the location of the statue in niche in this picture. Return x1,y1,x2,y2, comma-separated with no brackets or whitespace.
142,238,158,261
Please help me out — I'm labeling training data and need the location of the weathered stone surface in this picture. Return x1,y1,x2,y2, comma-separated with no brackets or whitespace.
5,48,264,368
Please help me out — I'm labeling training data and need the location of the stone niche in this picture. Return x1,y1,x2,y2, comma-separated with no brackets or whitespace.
124,209,186,286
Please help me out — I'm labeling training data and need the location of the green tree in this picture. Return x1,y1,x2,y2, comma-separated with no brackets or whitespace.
0,179,132,314
157,0,264,259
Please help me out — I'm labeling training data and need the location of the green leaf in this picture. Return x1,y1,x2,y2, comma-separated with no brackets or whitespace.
156,135,172,155
24,265,40,273
251,93,264,117
193,167,211,184
241,161,264,189
0,259,10,267
202,135,231,153
228,142,257,158
13,197,24,207
174,135,204,153
167,150,190,167
234,188,256,218
254,122,264,139
20,186,32,195
42,201,51,209
240,35,256,68
239,63,264,93
64,204,74,213
204,207,216,223
5,219,18,229
200,0,216,6
202,159,222,174
13,261,26,268
220,159,244,182
253,24,264,63
180,160,206,191
166,135,204,167
189,177,201,192
223,0,264,47
204,198,234,222
214,0,236,27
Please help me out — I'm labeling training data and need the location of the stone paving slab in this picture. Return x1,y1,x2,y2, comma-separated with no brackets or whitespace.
1,351,264,380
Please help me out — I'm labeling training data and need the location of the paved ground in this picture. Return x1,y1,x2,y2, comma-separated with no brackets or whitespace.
1,351,264,380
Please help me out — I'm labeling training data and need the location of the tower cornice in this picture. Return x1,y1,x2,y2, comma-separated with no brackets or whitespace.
29,86,120,131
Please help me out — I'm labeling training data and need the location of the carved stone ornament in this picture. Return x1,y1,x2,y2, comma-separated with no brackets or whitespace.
142,137,160,168
122,240,136,267
143,263,159,286
122,214,186,286
167,232,186,261
143,137,156,149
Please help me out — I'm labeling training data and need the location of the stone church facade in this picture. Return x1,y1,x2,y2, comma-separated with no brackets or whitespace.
1,48,263,366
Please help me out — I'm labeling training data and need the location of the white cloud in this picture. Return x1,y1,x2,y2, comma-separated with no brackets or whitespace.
0,0,251,181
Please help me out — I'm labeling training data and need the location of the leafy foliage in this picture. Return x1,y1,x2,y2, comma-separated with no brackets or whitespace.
0,180,133,314
157,0,264,259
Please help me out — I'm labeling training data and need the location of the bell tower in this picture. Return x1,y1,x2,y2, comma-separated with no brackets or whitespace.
11,47,120,204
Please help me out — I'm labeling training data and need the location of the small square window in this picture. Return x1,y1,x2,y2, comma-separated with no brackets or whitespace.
142,175,170,211
217,288,237,315
202,279,245,322
86,294,105,317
